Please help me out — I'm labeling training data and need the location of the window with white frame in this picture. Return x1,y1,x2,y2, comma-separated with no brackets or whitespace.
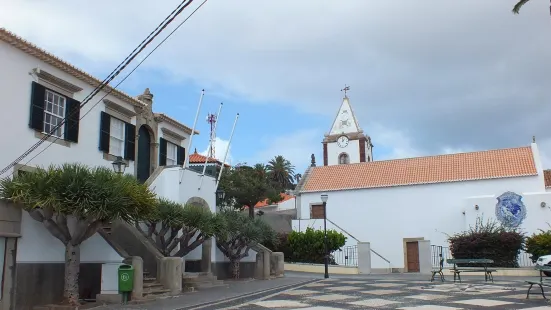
43,90,66,138
166,142,178,166
109,117,125,157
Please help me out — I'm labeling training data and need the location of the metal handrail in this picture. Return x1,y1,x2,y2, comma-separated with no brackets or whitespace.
326,218,391,265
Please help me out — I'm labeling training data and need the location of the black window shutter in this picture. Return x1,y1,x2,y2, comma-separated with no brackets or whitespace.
64,98,81,143
177,145,185,166
99,112,111,152
29,82,46,131
124,123,136,161
159,138,167,166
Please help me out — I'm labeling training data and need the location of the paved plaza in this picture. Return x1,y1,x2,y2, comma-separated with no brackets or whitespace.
228,277,551,310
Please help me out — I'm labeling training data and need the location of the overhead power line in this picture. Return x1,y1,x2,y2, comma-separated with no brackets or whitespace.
0,0,208,177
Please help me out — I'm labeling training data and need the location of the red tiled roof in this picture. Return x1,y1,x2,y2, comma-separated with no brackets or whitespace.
188,150,230,167
544,170,551,188
254,193,295,208
302,146,537,192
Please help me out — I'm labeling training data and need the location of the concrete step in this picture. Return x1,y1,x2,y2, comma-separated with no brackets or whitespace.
143,282,164,289
143,287,171,297
191,281,228,289
143,277,157,283
183,272,217,282
182,272,226,290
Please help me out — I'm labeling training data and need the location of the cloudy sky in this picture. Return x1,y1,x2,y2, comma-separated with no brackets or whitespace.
1,0,550,172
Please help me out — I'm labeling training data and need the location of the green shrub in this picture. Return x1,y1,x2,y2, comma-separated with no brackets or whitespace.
287,228,346,264
264,232,293,261
448,217,525,268
525,226,551,263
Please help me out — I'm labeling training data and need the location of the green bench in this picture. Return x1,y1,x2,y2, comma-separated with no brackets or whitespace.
447,258,496,283
430,255,445,282
525,265,551,300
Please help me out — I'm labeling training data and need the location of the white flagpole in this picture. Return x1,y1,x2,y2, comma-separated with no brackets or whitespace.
198,102,223,190
216,113,239,188
180,89,205,184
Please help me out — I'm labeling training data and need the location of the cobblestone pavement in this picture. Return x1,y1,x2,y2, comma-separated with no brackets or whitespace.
227,277,551,310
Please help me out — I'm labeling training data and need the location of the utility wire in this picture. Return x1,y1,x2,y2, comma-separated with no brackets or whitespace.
0,0,207,177
0,0,195,176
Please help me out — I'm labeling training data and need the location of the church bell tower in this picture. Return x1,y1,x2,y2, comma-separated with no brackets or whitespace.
322,86,373,166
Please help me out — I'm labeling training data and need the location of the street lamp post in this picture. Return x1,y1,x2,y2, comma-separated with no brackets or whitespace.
321,193,329,279
112,156,127,175
216,189,226,205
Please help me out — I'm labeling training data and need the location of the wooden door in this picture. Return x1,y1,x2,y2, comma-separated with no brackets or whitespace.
406,241,420,272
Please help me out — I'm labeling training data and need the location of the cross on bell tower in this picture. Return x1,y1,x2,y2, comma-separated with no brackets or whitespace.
341,85,350,98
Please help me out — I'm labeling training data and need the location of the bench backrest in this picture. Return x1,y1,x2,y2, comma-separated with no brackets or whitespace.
447,258,494,265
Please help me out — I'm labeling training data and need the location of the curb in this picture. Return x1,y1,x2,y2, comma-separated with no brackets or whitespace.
175,279,320,310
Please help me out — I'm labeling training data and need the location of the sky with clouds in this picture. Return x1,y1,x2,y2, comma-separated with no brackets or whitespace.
2,0,550,173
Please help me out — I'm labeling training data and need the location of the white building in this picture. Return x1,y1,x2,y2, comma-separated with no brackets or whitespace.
0,28,251,309
294,94,551,273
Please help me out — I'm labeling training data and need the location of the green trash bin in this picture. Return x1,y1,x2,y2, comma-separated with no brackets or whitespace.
118,264,134,293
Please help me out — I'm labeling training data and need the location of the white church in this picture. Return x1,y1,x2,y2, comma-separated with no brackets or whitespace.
293,91,551,273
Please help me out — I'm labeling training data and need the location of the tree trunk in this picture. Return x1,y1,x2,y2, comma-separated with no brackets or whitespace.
230,258,240,279
248,206,254,219
63,243,81,305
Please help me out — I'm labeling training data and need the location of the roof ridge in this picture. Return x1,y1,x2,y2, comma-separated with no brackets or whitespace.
311,145,533,169
1,27,195,135
303,146,537,192
0,27,145,108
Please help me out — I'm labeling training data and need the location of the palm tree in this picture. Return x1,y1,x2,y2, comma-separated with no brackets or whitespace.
512,0,550,15
253,163,268,177
0,164,156,306
266,155,296,190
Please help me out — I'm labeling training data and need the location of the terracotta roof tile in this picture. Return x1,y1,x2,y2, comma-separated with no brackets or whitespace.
254,193,295,208
302,146,537,192
189,151,230,167
544,169,551,188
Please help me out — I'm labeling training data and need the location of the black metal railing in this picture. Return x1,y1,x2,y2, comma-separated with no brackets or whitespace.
431,245,537,268
431,245,453,268
333,245,358,266
518,251,536,267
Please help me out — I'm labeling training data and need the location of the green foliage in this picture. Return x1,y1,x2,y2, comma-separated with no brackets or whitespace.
0,163,156,225
216,208,276,261
266,155,296,191
525,226,551,263
0,163,157,306
141,199,220,257
448,217,525,267
264,232,294,262
218,164,282,218
287,228,347,264
512,0,531,14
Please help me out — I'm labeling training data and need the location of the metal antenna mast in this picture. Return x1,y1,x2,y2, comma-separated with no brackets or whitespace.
206,112,217,159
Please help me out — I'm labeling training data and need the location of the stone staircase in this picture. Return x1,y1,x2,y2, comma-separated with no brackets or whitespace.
143,271,171,298
100,222,172,298
182,272,227,290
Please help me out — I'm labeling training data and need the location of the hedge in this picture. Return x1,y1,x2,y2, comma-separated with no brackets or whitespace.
525,227,551,263
448,218,525,268
265,228,347,264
